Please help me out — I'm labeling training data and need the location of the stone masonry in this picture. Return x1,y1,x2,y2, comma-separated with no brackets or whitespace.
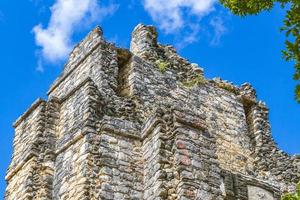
5,24,300,200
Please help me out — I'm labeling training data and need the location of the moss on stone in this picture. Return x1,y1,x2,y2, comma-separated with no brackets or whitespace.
218,83,239,95
182,74,206,88
155,59,169,73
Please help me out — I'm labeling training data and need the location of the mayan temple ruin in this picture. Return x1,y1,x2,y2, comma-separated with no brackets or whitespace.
5,24,300,200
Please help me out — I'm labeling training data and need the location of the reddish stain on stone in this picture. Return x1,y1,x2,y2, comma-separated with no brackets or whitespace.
176,140,186,149
181,155,191,166
186,190,195,198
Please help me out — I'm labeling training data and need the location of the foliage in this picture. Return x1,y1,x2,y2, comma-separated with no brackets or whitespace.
218,83,240,95
281,182,300,200
182,74,206,88
155,59,170,73
220,0,300,103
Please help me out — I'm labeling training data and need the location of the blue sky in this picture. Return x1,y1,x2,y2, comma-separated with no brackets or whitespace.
0,0,299,198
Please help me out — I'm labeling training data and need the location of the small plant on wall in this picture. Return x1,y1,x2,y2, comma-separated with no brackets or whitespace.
182,74,206,88
282,182,300,200
155,59,170,73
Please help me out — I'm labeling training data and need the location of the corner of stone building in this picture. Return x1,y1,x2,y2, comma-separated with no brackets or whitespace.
5,96,60,199
5,23,300,200
129,23,207,93
63,25,104,73
130,23,158,59
236,82,300,192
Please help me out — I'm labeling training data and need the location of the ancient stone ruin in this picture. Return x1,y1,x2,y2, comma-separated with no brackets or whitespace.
5,24,300,200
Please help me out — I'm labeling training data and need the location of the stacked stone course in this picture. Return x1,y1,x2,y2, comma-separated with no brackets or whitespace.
5,24,300,200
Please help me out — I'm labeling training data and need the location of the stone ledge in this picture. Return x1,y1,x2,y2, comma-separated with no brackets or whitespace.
173,110,207,131
48,35,102,96
6,153,38,181
13,98,46,128
55,130,84,155
59,77,94,104
221,170,281,199
98,117,141,140
56,116,141,156
141,115,164,140
63,26,103,73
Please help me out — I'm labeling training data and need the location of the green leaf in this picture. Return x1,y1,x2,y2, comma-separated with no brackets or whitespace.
296,85,300,103
219,0,300,103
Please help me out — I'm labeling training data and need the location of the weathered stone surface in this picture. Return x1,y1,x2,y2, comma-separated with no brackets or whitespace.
5,23,300,200
248,186,274,200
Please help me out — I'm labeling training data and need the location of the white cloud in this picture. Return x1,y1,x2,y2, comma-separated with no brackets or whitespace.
143,0,217,33
175,24,200,49
33,0,118,65
36,58,44,73
210,16,227,46
142,0,229,48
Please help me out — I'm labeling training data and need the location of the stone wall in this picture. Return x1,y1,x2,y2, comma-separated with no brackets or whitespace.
5,23,300,200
